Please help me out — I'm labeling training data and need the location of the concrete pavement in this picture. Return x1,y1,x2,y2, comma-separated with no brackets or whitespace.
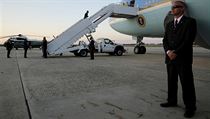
0,46,210,119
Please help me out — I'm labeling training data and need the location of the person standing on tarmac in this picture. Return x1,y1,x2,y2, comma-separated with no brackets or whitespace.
23,39,29,58
161,1,197,118
4,39,13,58
42,37,48,58
89,37,95,60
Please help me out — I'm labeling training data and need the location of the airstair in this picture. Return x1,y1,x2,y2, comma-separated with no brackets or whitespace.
47,4,138,55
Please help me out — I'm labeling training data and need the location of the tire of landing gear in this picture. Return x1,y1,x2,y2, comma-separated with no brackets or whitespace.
134,46,146,54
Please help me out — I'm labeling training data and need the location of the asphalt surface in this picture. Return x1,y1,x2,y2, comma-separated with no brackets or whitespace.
0,46,210,119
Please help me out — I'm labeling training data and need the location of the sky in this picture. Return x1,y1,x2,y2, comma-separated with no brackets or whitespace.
0,0,162,44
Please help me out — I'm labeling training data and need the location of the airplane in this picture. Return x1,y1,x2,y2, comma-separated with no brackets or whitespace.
0,34,44,50
109,0,210,54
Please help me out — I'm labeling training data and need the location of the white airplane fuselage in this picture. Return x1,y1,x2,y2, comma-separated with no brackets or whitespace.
110,0,210,49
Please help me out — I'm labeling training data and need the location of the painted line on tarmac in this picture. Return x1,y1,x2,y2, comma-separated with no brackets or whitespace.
15,51,32,119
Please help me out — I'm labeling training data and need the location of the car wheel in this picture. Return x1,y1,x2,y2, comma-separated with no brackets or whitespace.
80,50,88,57
115,49,123,56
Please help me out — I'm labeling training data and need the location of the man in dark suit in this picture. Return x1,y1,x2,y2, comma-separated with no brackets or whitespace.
42,37,48,58
161,1,197,118
89,37,95,60
23,39,29,58
4,39,13,58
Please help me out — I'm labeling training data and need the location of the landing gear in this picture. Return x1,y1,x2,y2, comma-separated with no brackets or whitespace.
134,45,146,54
133,36,146,54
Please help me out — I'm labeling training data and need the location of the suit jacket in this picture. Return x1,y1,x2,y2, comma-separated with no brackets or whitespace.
163,16,197,64
4,40,13,50
24,40,29,50
89,40,95,50
42,39,47,50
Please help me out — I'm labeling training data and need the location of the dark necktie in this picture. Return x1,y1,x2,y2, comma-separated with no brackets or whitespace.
175,20,178,28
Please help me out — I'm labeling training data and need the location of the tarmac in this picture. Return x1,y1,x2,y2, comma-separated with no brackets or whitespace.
0,46,210,119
